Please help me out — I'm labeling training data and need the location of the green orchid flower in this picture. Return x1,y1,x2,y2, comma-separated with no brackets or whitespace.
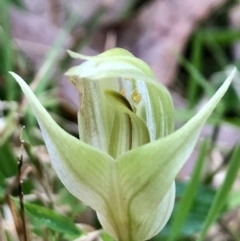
10,48,236,241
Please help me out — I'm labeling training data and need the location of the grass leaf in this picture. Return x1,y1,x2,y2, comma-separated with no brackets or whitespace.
197,144,240,241
24,202,82,237
167,139,210,241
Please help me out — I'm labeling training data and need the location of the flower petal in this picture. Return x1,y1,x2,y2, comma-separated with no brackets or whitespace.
126,81,174,140
116,68,236,239
66,48,174,142
67,48,155,78
133,182,175,241
98,182,175,241
104,90,150,150
10,72,114,215
74,77,117,152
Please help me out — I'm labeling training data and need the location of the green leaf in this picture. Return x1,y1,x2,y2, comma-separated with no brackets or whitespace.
1,0,14,100
24,202,82,236
0,141,17,177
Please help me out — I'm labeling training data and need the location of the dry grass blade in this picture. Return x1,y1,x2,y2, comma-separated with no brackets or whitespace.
6,196,28,241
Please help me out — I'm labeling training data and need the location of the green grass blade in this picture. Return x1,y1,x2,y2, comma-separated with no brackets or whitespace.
197,144,240,241
188,33,203,108
178,55,215,99
204,31,228,68
34,14,79,95
167,139,210,241
1,0,15,100
201,29,240,46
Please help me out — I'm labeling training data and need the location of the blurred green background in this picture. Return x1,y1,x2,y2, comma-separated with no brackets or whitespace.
0,0,240,240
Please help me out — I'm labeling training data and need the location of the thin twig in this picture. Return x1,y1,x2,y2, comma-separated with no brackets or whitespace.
18,126,27,241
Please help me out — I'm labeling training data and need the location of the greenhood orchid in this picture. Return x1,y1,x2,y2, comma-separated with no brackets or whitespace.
10,48,236,241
